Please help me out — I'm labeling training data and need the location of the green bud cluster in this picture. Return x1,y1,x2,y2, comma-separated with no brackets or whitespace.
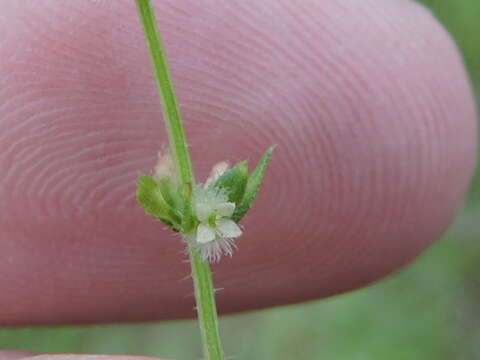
137,146,274,235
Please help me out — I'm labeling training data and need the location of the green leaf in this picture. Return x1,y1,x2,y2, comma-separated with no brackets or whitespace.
136,175,181,227
137,175,163,215
157,177,181,210
212,161,249,206
233,146,274,222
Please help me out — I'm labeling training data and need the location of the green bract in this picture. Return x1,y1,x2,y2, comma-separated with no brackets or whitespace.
234,146,275,222
209,161,248,206
136,175,181,228
212,146,275,223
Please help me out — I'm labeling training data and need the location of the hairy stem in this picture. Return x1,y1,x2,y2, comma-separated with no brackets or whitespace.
135,0,193,184
189,250,225,360
134,1,224,359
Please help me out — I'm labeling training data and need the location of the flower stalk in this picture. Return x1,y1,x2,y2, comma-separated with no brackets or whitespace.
134,1,224,359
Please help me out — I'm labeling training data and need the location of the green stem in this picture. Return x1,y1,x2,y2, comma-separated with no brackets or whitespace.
135,0,193,185
189,250,225,360
134,1,224,359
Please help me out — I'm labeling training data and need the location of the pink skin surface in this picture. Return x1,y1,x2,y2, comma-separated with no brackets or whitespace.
0,356,168,360
0,1,477,357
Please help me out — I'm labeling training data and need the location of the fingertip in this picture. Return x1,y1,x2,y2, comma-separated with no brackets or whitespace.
0,0,476,324
21,355,170,360
0,351,34,360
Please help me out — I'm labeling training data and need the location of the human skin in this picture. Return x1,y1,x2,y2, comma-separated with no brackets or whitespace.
0,0,477,356
0,355,167,360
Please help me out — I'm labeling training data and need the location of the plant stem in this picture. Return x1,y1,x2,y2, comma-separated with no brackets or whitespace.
189,250,225,360
134,1,225,359
135,0,193,185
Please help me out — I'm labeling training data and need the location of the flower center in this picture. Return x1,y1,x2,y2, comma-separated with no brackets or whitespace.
207,213,217,228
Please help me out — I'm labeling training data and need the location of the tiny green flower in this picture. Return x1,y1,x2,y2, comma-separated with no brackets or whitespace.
137,147,274,262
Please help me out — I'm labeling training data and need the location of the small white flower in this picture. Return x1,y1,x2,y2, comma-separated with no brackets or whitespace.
190,187,242,262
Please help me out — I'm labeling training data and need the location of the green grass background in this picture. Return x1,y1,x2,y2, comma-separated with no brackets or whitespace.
1,1,479,359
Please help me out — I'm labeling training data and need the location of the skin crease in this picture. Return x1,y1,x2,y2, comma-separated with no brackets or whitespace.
0,4,477,360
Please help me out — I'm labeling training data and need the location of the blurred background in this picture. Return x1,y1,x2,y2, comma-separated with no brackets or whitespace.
1,0,479,359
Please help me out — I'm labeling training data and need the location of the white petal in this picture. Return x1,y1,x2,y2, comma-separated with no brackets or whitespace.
216,219,242,238
154,150,176,179
215,202,235,218
196,224,216,244
195,202,213,222
204,161,230,189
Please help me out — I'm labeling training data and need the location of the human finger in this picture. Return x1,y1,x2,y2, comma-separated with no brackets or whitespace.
0,0,476,324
